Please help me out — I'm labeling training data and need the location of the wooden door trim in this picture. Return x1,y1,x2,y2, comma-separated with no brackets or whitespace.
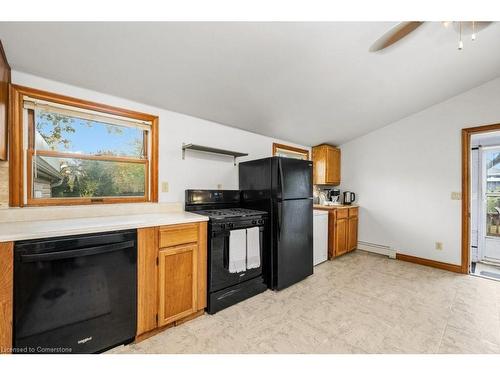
461,123,500,274
9,85,23,206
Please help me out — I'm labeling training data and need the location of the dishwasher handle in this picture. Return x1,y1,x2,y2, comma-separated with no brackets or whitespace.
20,240,135,263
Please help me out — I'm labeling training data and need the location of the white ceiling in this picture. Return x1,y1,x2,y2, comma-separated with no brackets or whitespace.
1,22,500,146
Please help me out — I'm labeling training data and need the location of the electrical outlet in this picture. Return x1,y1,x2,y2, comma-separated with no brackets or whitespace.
161,181,169,193
435,242,443,250
451,192,462,200
217,184,223,190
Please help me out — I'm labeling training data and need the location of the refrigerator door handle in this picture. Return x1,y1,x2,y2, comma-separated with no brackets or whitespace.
277,202,282,240
278,158,284,200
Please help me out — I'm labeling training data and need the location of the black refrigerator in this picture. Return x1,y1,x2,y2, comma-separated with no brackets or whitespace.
239,156,313,290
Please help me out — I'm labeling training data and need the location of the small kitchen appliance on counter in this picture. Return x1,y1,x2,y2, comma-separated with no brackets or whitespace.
327,189,341,203
185,190,268,314
343,191,356,205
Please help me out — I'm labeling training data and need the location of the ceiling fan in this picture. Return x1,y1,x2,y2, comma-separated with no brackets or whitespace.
369,21,493,52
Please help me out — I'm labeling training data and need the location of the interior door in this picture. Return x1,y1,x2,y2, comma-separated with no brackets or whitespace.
278,158,313,200
275,198,313,290
158,244,197,326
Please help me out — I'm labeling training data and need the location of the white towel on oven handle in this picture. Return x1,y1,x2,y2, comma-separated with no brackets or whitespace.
229,229,247,273
246,227,261,269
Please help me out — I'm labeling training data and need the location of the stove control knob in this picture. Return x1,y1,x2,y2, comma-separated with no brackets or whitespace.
221,224,226,229
258,219,264,224
252,220,256,225
228,223,234,229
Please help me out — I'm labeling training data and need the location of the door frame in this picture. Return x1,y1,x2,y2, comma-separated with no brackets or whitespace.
462,123,500,274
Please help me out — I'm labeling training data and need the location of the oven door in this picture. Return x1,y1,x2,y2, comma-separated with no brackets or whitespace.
209,225,264,293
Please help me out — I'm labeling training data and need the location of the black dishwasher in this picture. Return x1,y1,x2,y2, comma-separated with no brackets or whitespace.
13,229,137,354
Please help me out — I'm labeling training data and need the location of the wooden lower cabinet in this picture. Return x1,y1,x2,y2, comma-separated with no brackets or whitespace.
136,221,207,340
137,227,158,336
158,244,197,326
334,215,349,256
0,242,13,354
347,215,358,252
0,223,207,351
327,207,359,259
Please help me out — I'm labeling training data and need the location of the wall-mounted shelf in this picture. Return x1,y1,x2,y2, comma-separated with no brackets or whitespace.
182,143,248,166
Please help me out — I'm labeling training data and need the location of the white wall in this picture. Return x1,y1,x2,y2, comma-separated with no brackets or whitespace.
340,76,500,265
10,71,309,205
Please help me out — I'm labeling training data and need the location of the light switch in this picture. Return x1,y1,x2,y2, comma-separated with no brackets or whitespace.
451,192,462,200
161,181,169,193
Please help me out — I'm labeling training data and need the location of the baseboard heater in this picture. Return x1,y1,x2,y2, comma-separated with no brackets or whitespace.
357,241,396,259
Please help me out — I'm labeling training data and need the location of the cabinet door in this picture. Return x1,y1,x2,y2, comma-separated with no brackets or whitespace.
0,42,10,161
158,244,197,326
334,217,348,256
347,216,358,252
326,147,340,185
312,146,327,185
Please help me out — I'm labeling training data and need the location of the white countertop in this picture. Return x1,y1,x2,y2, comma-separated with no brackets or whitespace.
0,211,208,242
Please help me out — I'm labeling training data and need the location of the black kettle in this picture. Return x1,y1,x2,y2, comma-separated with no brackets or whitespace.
343,191,356,205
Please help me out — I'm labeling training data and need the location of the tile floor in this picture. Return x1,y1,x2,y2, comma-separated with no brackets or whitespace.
108,251,500,354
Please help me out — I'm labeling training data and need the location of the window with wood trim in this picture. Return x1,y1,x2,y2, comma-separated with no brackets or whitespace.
9,85,158,206
272,142,310,160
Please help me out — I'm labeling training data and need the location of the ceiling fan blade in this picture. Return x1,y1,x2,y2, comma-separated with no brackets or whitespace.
369,21,424,52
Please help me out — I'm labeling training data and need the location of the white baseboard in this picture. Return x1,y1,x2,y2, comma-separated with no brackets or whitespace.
357,241,396,259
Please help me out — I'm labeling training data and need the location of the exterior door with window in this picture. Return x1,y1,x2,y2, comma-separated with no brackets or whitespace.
481,147,500,264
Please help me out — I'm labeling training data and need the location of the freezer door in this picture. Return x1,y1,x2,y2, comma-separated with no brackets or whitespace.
277,157,313,200
275,198,313,290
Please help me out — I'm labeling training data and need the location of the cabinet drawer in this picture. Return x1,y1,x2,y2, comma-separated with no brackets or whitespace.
336,209,349,219
159,223,199,248
348,207,358,217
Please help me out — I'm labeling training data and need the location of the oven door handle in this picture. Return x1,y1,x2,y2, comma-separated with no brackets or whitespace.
20,240,135,263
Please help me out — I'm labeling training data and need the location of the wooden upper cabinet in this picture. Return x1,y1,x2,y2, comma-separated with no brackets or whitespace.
312,144,340,185
0,41,11,161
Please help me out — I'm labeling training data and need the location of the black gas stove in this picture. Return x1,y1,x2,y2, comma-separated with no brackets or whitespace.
185,190,268,314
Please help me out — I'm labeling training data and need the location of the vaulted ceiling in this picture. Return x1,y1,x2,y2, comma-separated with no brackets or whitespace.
1,22,500,146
